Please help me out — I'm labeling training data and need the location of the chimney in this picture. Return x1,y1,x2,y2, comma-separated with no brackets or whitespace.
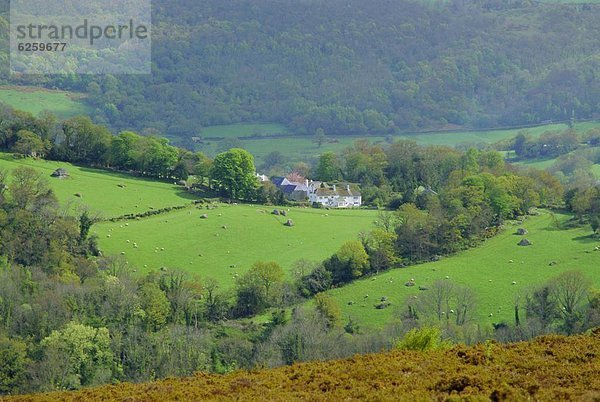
305,179,309,187
333,184,336,192
346,185,350,191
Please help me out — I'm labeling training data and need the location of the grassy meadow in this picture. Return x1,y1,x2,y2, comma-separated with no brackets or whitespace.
0,86,91,119
318,211,600,329
198,121,600,164
0,153,195,218
199,123,288,138
93,205,378,288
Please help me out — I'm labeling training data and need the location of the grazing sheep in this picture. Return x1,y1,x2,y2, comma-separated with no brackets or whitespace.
445,275,450,279
512,281,517,285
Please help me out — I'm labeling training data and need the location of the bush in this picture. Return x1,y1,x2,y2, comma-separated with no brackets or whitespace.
396,327,451,352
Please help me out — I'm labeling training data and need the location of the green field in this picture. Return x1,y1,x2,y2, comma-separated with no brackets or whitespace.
318,211,600,329
0,86,91,119
197,121,600,164
0,153,195,218
200,123,288,138
93,205,378,287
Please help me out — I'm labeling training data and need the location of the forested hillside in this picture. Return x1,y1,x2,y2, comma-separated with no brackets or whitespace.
3,0,600,142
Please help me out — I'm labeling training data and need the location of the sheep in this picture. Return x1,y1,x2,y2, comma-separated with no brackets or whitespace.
445,275,450,279
160,247,165,251
512,281,517,285
106,235,111,238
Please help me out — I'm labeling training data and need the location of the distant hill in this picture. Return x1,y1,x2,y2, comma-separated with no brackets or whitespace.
3,1,600,143
10,331,600,401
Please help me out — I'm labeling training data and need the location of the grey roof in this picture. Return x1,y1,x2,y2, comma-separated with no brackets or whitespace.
272,177,291,187
282,184,308,194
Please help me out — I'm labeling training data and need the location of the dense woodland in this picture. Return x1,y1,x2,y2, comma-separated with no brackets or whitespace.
2,1,600,142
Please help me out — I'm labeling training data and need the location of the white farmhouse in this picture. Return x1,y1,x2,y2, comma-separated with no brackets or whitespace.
308,184,361,208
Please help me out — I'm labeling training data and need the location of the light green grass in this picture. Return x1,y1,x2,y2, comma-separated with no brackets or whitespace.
200,123,288,138
317,211,600,329
0,153,195,218
513,158,558,170
198,121,600,164
93,205,378,288
0,86,91,119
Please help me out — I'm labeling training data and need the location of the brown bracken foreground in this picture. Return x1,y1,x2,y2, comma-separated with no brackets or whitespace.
7,331,600,402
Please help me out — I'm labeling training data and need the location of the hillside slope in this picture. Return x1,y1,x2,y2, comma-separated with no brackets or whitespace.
9,331,600,401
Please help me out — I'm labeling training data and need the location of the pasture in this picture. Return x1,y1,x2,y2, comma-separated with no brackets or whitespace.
318,211,600,329
199,123,288,138
0,153,195,218
0,86,90,119
197,121,600,164
93,205,378,288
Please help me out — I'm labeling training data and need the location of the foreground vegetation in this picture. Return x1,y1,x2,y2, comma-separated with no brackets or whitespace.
9,331,600,401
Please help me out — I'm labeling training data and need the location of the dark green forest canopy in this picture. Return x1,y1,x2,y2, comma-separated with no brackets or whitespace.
3,0,600,141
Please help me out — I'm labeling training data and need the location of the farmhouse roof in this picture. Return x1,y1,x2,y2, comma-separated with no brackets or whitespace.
282,183,309,194
315,187,360,197
271,177,291,187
